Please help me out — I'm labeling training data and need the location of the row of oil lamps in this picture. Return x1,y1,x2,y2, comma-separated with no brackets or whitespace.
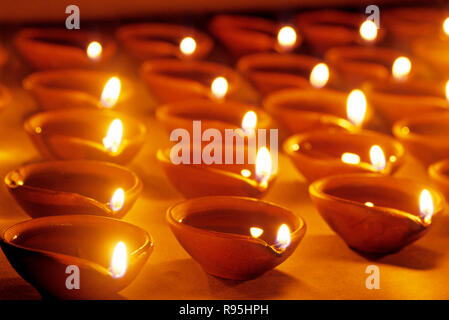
0,7,448,299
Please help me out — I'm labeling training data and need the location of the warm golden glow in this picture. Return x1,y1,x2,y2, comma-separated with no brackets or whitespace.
250,227,264,238
369,145,386,171
392,56,412,82
110,241,127,278
110,188,125,212
179,37,197,56
103,119,123,153
241,111,257,132
277,26,297,50
309,63,329,89
86,41,102,61
443,17,449,36
341,152,361,165
255,147,272,185
445,80,449,103
211,76,228,100
419,189,434,224
346,89,367,126
364,201,374,207
359,20,378,42
240,169,251,178
275,224,291,251
100,77,121,108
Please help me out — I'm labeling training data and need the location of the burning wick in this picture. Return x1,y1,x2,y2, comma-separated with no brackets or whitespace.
100,77,121,108
179,37,197,56
110,188,125,212
369,145,386,171
309,63,329,89
255,147,272,187
443,17,449,36
277,26,297,51
86,41,102,61
274,224,291,251
211,76,228,100
419,189,434,224
346,89,367,127
103,119,123,154
250,227,264,238
392,56,412,82
241,110,257,134
110,241,127,278
341,152,360,165
359,20,378,42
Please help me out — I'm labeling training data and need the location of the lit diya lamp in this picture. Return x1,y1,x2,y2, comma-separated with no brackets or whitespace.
393,111,449,166
116,23,213,61
0,215,153,299
296,10,382,55
0,83,11,113
167,196,306,280
5,160,142,219
140,59,240,103
429,158,449,202
309,173,444,256
15,28,116,70
23,70,132,110
24,109,146,164
210,15,300,58
284,129,404,182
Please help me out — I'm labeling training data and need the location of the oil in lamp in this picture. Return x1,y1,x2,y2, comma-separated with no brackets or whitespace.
309,173,444,256
14,28,116,70
0,215,153,298
167,196,306,280
5,160,142,219
116,23,213,61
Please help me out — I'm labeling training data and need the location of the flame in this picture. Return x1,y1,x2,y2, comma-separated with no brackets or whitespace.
179,37,197,56
392,56,412,82
275,224,291,251
100,77,121,108
109,188,125,212
211,76,228,100
241,111,257,132
341,152,361,165
445,80,449,103
369,145,386,171
277,26,297,50
86,41,102,61
359,20,378,42
250,227,264,238
346,89,367,126
103,119,123,153
419,189,434,224
255,147,272,185
110,241,127,278
309,63,329,89
443,17,449,36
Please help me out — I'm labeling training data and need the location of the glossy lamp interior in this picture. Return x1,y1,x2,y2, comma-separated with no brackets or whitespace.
167,196,306,280
0,215,153,299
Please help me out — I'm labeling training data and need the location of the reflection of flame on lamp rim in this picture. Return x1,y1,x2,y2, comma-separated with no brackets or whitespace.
277,26,297,50
346,89,367,127
103,119,123,154
359,20,378,42
419,189,434,224
110,188,125,212
392,56,412,82
443,17,449,36
309,63,329,89
341,152,360,165
86,41,102,61
255,147,272,186
364,201,374,207
241,110,257,132
240,169,251,178
110,241,127,278
369,145,386,171
250,227,264,238
100,77,121,108
179,37,197,56
274,224,291,251
211,76,228,100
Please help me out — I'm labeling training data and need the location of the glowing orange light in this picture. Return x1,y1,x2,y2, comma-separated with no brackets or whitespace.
359,20,378,42
100,77,121,108
346,89,367,127
109,188,125,212
275,224,291,251
250,227,264,238
86,41,102,61
392,57,412,82
341,152,361,165
103,119,123,154
309,63,329,89
110,241,127,278
179,37,197,56
211,77,228,100
369,145,386,171
255,147,272,186
419,189,434,224
277,26,297,50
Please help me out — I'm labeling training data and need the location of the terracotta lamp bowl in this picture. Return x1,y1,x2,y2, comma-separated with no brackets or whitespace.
15,28,116,70
140,59,241,103
263,88,360,136
237,53,329,96
116,23,213,61
296,10,384,55
167,196,306,280
5,160,142,219
413,39,449,76
24,108,146,164
23,69,134,111
310,173,444,256
393,111,449,166
1,215,153,299
0,84,11,113
429,159,449,202
284,129,404,182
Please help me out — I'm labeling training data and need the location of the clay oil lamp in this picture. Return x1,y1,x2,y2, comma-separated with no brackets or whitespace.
24,108,146,164
23,69,133,111
0,215,153,299
140,59,241,103
116,23,213,61
393,111,449,166
309,173,444,256
296,10,383,55
429,158,449,202
209,15,301,58
15,28,116,70
167,196,306,280
0,84,11,113
364,79,449,125
284,129,404,182
5,160,142,219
